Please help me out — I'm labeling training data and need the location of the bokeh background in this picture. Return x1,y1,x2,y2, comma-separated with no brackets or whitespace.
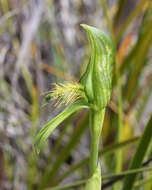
0,0,152,189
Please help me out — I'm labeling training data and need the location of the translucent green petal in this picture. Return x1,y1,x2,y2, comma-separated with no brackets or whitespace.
34,101,89,153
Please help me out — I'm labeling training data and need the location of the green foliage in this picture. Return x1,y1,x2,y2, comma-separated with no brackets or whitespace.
122,4,152,101
34,24,115,154
34,24,115,190
1,1,152,190
122,115,152,190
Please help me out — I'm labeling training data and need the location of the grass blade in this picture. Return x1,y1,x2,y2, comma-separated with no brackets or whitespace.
116,0,148,41
122,115,152,190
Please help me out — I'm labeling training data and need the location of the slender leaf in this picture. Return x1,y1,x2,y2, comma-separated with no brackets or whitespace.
122,115,152,190
116,0,148,41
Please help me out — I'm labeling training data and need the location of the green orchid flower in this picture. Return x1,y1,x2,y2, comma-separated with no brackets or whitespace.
34,24,115,190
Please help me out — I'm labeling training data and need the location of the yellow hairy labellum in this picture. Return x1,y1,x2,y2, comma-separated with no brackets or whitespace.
45,82,86,107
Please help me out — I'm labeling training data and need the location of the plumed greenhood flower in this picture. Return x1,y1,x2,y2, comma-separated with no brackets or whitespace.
34,24,115,154
80,24,115,110
34,24,115,190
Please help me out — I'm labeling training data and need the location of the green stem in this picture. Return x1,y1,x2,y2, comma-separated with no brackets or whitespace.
90,108,105,175
114,63,123,190
55,136,139,185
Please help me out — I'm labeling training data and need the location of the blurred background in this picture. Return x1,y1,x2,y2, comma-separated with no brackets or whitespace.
0,0,152,189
